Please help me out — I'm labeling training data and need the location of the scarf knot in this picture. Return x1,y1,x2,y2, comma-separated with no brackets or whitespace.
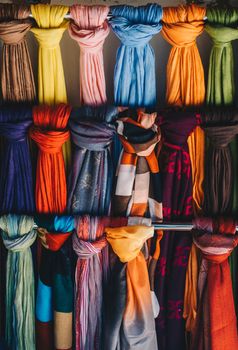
73,234,107,259
31,26,67,49
30,127,69,154
0,21,32,45
0,120,31,142
69,5,109,54
70,120,115,151
110,4,162,47
2,229,36,252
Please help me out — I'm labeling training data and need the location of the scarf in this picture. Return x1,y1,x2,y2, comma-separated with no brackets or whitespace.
30,104,71,214
109,4,162,107
0,215,36,350
35,215,74,350
113,109,162,220
155,109,196,350
206,7,238,105
67,107,116,215
0,105,34,213
30,4,68,105
192,218,238,350
202,107,238,215
162,4,206,214
105,225,157,350
0,4,36,102
73,215,109,350
69,5,109,105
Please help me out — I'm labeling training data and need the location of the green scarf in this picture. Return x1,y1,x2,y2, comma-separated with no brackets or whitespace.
206,6,238,314
0,215,36,350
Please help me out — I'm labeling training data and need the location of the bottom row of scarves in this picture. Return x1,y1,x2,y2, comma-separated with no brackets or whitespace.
0,215,238,350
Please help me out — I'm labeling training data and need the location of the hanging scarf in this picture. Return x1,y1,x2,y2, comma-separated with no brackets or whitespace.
30,104,71,214
155,109,196,350
109,4,162,107
73,215,110,350
113,109,162,220
162,4,206,213
206,7,238,105
0,215,36,350
67,106,116,215
192,218,238,350
35,215,74,350
105,225,157,350
30,4,68,105
69,5,109,105
201,107,238,214
0,105,34,213
0,4,36,102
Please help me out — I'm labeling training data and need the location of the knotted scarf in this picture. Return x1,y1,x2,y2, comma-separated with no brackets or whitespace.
105,225,157,350
69,5,109,105
192,218,238,350
73,215,109,350
109,4,162,107
155,109,196,350
30,104,71,214
30,4,68,105
67,107,116,215
162,4,206,214
0,105,34,213
0,215,36,350
35,215,74,350
113,110,162,220
0,4,36,102
206,7,238,105
202,108,238,214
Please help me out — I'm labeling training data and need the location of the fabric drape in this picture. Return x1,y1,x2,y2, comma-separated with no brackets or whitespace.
67,106,117,215
162,4,206,213
73,215,109,350
0,4,36,102
202,108,238,215
69,5,109,105
0,215,36,350
113,109,162,220
0,105,34,213
30,104,71,214
30,4,68,105
35,215,74,350
155,109,196,350
206,7,238,105
109,4,162,107
192,219,238,350
105,225,157,350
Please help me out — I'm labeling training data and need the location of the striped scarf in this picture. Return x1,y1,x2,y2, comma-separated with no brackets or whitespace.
113,110,162,220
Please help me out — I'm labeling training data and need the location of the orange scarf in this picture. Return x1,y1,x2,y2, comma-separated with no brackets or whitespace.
30,104,71,213
162,4,205,213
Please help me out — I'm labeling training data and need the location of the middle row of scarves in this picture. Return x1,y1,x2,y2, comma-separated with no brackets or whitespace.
2,103,238,220
2,3,238,107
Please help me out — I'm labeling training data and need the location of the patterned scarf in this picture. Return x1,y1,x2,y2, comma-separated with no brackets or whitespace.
35,215,74,350
0,215,36,350
30,104,71,214
67,107,116,215
73,216,109,350
155,109,196,350
113,109,162,220
105,225,157,350
192,218,238,350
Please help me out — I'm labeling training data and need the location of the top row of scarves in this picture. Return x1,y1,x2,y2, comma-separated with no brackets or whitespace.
0,3,237,107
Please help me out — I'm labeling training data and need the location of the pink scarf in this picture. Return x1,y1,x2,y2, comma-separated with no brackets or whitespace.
69,5,109,105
